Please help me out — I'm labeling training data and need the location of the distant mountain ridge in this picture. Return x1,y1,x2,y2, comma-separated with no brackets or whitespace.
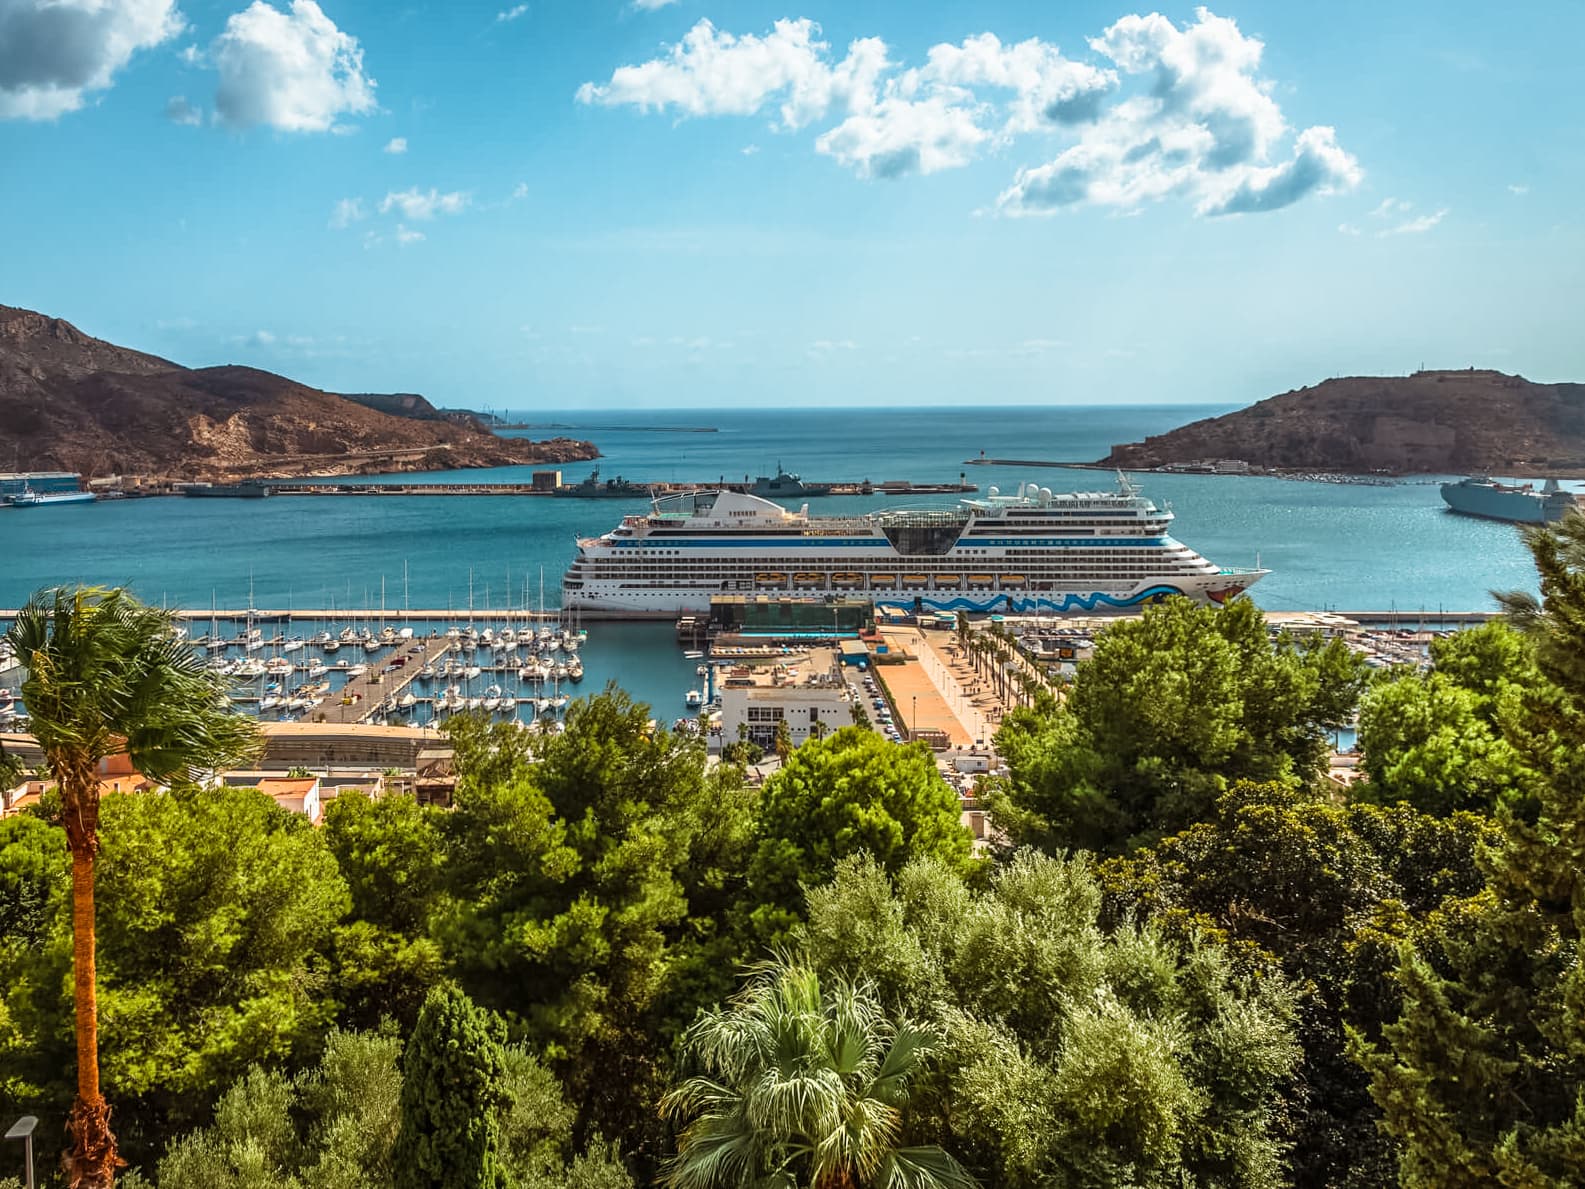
0,305,597,479
1099,370,1585,476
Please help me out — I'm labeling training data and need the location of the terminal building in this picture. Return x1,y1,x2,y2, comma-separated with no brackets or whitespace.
0,471,83,497
717,657,853,749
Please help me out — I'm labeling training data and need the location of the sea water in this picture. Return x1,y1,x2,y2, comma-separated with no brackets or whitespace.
0,405,1546,715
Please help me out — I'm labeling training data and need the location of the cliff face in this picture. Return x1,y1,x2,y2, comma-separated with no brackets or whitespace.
0,306,597,479
1100,371,1585,475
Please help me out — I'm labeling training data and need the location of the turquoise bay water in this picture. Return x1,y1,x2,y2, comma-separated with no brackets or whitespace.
0,405,1545,714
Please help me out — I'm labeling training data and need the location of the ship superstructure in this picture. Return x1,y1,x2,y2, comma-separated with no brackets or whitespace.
562,475,1267,617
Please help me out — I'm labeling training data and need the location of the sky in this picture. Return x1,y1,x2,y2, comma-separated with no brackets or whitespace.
1,0,1581,410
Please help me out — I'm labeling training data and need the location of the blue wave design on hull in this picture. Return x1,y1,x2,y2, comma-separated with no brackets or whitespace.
885,586,1186,615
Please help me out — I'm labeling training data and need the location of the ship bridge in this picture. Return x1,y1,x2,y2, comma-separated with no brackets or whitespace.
875,507,971,555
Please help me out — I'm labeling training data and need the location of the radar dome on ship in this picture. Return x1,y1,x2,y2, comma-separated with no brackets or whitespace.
988,486,999,497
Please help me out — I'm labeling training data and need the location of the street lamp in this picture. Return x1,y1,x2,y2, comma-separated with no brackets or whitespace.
911,694,917,741
6,1115,37,1189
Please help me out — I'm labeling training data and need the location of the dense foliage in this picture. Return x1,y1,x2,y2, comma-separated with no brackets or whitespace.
799,852,1300,1188
1354,512,1585,1185
1097,781,1494,1186
986,598,1366,854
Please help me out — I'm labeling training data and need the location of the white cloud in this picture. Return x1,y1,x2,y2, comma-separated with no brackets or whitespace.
383,135,406,153
394,224,424,245
378,187,471,220
1379,207,1447,236
633,0,680,9
817,95,989,178
582,9,1360,215
916,32,1116,135
212,0,376,132
1198,126,1362,216
0,0,186,120
329,196,365,228
741,143,760,155
1508,183,1529,196
1345,197,1448,237
576,18,886,132
1000,10,1360,217
165,95,202,126
511,181,529,199
496,4,528,21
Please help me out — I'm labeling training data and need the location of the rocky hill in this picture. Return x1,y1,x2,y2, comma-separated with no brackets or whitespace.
1100,370,1585,476
0,306,597,479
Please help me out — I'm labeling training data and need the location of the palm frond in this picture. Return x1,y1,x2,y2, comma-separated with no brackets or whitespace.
876,1146,981,1189
4,585,261,791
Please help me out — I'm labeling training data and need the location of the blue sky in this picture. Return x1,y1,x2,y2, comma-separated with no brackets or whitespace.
1,0,1580,409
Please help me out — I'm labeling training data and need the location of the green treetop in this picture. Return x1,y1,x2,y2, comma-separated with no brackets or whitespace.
987,597,1367,855
744,727,975,940
1357,622,1541,816
393,985,510,1189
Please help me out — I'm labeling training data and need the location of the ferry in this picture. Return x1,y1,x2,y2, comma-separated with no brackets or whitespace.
562,475,1268,617
5,485,96,508
1440,476,1575,524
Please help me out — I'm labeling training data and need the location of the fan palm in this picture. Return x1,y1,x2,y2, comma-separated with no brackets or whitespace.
660,957,977,1189
4,586,261,1188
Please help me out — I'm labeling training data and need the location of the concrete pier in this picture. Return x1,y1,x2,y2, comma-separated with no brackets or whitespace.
315,635,454,725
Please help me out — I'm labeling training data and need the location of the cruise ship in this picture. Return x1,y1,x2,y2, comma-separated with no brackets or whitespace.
562,475,1267,617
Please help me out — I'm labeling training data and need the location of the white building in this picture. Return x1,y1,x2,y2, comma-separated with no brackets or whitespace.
719,661,853,749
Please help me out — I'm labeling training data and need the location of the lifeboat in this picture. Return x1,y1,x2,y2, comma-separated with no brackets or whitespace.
901,574,928,586
793,572,826,586
1001,575,1027,586
870,574,898,587
831,572,865,587
967,574,995,586
934,574,962,587
755,572,788,586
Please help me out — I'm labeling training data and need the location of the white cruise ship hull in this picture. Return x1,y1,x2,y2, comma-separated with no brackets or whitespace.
562,482,1267,619
564,570,1259,618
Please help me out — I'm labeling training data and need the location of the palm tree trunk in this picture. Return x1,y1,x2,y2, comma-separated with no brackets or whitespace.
62,767,118,1189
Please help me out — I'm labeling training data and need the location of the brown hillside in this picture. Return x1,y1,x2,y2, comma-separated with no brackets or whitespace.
1096,370,1585,478
1100,370,1585,475
0,305,596,479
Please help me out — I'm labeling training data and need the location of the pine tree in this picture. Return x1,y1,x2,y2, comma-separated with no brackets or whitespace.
393,985,509,1189
1354,509,1585,1186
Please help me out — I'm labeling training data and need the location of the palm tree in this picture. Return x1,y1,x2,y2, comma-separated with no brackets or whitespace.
5,586,260,1188
660,958,977,1189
